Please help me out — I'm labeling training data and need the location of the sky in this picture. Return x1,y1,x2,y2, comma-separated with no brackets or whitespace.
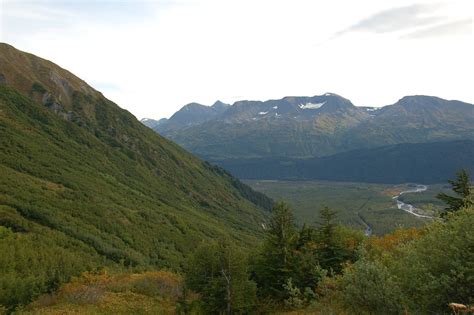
0,0,473,119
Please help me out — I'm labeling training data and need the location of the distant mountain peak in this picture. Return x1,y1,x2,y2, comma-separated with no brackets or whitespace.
394,95,472,110
212,100,229,107
398,95,439,103
141,117,168,129
157,100,230,132
316,93,356,112
181,102,206,110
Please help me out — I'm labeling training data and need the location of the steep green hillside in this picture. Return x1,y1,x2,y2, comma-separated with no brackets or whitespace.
0,43,270,309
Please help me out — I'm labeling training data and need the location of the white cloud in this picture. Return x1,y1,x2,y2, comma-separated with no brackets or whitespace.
1,0,473,119
401,18,472,39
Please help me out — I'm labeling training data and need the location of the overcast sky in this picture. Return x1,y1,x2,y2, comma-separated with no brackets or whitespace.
1,0,472,119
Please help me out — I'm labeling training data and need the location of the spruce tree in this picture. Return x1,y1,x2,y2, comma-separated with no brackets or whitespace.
316,207,345,273
185,240,256,314
268,202,296,266
252,202,297,299
437,169,473,216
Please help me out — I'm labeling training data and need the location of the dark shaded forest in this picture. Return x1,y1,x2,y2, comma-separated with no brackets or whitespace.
211,140,474,183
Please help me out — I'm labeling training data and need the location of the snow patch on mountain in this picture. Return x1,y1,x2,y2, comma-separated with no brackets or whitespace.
299,102,326,109
259,111,268,115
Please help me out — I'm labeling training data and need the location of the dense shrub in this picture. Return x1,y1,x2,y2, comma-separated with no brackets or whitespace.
339,207,474,314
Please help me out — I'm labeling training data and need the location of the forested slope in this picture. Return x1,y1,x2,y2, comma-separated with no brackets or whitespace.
0,43,270,309
214,140,474,184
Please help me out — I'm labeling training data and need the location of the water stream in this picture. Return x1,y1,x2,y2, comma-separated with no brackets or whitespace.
363,184,433,236
392,184,434,219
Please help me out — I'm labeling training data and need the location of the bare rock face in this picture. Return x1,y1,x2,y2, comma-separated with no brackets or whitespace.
49,70,74,105
48,102,63,114
41,92,52,105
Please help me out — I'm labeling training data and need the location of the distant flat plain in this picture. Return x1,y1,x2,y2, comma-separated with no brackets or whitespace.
245,180,450,235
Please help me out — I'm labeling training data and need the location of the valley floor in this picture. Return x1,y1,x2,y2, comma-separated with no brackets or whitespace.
245,180,448,235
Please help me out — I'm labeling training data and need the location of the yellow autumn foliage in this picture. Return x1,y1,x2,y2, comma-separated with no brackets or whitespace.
18,270,189,315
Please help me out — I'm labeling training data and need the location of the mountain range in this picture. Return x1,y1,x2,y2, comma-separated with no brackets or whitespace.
145,93,474,183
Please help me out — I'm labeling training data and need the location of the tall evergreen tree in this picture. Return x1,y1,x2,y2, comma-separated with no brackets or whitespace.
318,206,337,242
185,240,256,314
316,207,345,273
252,202,297,299
437,169,473,215
268,202,297,266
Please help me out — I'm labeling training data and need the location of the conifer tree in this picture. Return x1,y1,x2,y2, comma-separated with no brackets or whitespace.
316,207,345,273
437,169,473,215
185,240,256,314
268,202,297,266
252,202,297,299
